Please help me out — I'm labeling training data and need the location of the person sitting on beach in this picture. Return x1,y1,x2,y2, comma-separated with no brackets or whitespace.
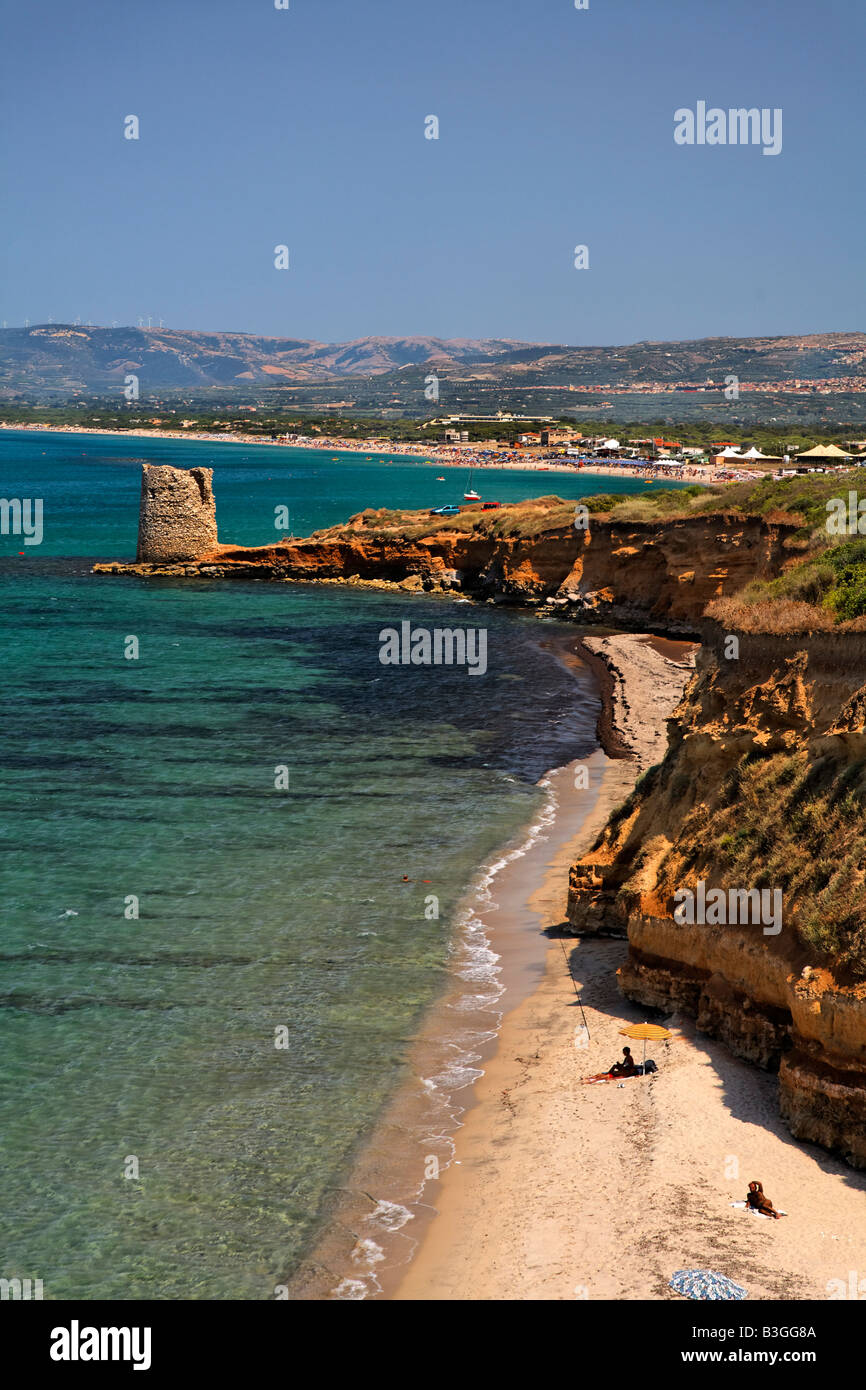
746,1181,784,1219
609,1046,638,1077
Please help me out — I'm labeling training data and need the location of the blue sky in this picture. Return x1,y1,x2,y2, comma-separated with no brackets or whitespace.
1,0,863,344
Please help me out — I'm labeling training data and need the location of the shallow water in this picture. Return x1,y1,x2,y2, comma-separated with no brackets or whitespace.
0,426,683,558
0,431,618,1298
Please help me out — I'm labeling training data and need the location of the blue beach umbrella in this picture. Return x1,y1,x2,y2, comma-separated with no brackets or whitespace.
669,1269,748,1301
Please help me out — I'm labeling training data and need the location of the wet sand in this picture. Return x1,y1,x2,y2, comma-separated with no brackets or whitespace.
288,632,634,1300
290,746,633,1301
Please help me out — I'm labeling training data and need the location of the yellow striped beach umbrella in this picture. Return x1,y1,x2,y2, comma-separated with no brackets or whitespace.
619,1022,673,1069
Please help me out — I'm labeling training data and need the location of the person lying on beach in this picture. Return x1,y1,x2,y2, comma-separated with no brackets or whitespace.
746,1181,785,1219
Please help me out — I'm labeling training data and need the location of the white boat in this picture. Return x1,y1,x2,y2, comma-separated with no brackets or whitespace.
463,467,481,501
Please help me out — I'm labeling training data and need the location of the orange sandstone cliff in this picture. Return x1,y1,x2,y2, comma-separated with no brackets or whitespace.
568,620,866,1168
98,490,799,630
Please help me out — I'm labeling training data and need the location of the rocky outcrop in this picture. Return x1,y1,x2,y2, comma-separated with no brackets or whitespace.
136,464,218,562
576,634,697,769
779,1053,866,1169
253,510,793,630
109,481,801,631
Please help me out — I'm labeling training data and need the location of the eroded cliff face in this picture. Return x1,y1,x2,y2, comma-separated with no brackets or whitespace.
110,493,799,630
568,622,866,1168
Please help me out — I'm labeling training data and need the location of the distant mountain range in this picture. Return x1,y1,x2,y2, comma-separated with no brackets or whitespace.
1,326,864,400
0,327,532,395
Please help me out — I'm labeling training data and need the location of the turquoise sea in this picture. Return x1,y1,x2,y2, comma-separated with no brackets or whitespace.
0,430,674,1299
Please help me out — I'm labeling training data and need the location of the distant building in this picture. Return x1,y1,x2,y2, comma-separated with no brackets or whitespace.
540,428,580,446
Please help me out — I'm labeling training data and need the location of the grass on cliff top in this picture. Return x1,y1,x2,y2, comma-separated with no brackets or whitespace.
693,469,866,628
322,472,866,544
318,475,866,626
713,534,866,629
319,486,715,543
675,749,866,981
693,469,866,533
598,739,866,981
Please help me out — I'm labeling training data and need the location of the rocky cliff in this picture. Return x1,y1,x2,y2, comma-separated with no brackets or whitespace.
108,485,800,630
568,619,866,1168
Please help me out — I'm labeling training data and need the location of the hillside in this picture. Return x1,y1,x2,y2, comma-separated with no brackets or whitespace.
3,327,864,418
0,327,531,396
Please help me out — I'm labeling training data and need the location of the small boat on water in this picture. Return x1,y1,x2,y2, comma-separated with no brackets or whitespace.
463,467,481,501
435,475,446,481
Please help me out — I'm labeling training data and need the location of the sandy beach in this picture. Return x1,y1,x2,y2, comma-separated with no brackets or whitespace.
0,422,730,483
393,635,866,1302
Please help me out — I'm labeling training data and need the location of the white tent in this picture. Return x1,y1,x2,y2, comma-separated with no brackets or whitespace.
741,446,770,459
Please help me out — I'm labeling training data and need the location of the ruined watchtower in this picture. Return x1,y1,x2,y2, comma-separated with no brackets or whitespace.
136,464,218,562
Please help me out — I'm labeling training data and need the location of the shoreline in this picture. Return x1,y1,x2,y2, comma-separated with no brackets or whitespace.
391,637,866,1302
289,632,622,1300
295,630,697,1301
576,633,699,772
0,422,731,483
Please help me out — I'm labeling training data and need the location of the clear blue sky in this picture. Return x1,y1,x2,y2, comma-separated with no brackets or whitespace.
1,0,863,345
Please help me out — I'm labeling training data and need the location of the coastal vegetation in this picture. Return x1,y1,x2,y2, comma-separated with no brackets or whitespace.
1,403,862,454
660,746,866,981
705,470,866,624
605,741,866,981
333,472,865,539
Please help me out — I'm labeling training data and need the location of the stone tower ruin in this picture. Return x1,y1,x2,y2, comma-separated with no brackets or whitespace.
136,463,219,562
